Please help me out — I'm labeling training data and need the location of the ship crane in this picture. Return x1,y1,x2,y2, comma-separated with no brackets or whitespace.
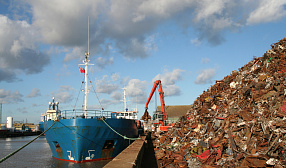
144,80,173,131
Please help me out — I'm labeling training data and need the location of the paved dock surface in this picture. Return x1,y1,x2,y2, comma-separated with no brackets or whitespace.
104,136,146,168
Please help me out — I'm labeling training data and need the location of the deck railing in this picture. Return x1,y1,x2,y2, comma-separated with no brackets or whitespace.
62,109,115,119
44,109,116,121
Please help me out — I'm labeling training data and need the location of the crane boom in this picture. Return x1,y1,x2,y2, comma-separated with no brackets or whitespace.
145,80,166,121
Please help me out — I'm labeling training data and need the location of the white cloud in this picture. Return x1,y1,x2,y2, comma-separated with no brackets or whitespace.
95,75,119,94
28,0,244,59
111,73,120,81
31,0,104,46
134,0,194,21
1,0,286,83
152,69,185,96
0,89,24,104
153,69,184,85
0,15,49,82
51,85,75,103
63,47,84,62
201,58,210,64
26,88,41,98
93,77,149,106
26,0,286,56
96,57,114,69
194,0,226,22
164,85,181,96
195,68,217,84
110,91,122,101
125,79,148,104
13,0,286,52
89,75,150,106
247,0,286,25
97,98,119,109
191,38,202,46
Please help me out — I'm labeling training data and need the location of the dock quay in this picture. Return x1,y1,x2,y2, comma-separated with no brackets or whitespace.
0,130,42,138
104,132,158,168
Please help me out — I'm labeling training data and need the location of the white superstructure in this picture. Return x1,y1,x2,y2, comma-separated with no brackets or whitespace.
7,116,13,128
113,88,138,120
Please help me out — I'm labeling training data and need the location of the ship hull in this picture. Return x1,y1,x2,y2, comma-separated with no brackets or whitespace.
43,118,138,163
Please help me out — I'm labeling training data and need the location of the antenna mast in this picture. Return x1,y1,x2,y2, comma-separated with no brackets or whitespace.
88,16,89,55
79,17,94,118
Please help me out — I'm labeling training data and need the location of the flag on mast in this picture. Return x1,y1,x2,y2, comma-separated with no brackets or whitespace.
79,67,85,73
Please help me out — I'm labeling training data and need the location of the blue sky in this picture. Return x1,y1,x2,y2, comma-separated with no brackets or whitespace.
0,0,286,124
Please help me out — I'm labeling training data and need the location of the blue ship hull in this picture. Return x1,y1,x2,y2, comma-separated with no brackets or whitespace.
43,117,138,163
39,121,44,132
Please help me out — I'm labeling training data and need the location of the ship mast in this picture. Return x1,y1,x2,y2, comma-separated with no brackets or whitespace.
83,52,89,117
122,88,127,111
80,17,93,118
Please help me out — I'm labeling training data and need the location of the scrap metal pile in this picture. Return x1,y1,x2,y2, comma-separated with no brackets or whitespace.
153,38,286,168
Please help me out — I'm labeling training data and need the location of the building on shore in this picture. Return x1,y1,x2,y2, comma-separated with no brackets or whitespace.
13,122,38,132
156,105,192,123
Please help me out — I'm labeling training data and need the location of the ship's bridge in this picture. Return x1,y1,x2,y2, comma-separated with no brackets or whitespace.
42,97,61,121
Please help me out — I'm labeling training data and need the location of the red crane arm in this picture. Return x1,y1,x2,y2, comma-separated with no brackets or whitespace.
145,80,166,121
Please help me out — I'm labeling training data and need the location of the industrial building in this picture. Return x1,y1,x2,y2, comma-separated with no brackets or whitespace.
156,105,192,123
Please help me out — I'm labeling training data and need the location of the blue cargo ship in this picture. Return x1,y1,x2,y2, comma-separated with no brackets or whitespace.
43,107,138,163
42,30,139,162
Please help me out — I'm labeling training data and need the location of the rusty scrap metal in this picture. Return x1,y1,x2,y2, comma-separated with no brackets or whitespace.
152,38,286,167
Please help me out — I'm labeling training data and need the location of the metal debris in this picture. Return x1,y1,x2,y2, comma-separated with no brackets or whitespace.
152,38,286,167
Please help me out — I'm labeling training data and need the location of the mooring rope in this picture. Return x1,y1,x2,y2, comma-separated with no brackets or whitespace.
100,118,141,140
0,121,58,163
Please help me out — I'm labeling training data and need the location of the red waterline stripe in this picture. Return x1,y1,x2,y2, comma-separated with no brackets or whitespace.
52,156,115,163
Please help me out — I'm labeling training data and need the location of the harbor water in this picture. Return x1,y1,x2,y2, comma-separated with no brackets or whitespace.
0,136,110,168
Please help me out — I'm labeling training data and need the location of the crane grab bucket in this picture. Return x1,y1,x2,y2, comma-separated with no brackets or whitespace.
141,109,151,121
